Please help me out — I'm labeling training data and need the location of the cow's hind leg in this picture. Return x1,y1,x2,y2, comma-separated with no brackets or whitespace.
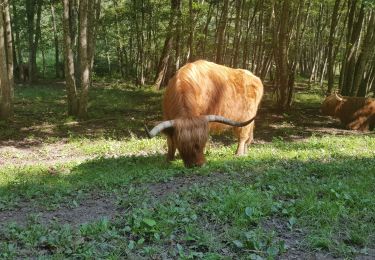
235,139,246,156
167,135,176,161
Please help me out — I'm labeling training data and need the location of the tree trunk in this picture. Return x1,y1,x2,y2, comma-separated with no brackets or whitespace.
340,1,365,95
26,0,42,84
105,35,111,74
352,11,375,96
63,0,101,118
0,0,13,119
50,0,59,78
154,0,180,90
242,0,258,69
358,63,375,97
78,0,90,118
11,0,22,80
62,0,78,116
113,0,125,78
134,0,145,85
273,0,291,110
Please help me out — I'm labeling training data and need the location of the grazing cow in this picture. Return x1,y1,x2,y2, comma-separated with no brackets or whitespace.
321,93,375,131
147,60,264,167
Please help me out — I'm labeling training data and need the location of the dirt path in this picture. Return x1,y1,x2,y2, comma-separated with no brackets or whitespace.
0,139,88,166
0,172,231,228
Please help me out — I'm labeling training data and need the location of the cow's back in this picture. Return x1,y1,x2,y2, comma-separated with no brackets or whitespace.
339,98,375,124
163,60,263,130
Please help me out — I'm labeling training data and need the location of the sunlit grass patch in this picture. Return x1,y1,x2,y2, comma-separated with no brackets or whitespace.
69,136,166,157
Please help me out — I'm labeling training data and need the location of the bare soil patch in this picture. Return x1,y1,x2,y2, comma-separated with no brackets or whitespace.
0,172,232,229
0,195,118,228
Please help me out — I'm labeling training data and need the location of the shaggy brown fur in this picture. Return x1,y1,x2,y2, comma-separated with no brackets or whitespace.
163,60,264,167
321,94,375,131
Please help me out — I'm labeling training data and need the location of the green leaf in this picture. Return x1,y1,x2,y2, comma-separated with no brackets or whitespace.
267,245,280,256
288,216,297,229
137,237,145,245
142,218,156,227
233,240,244,248
245,207,254,217
250,254,263,260
128,240,135,250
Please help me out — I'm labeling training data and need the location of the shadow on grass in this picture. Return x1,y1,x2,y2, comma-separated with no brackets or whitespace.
1,138,374,208
0,83,162,146
2,82,372,150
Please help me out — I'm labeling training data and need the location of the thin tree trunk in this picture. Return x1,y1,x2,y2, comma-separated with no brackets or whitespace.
231,0,243,67
215,0,229,64
242,0,258,68
174,0,182,71
133,0,145,85
26,0,35,83
78,0,90,118
50,0,59,78
187,0,194,61
11,0,22,80
113,0,125,78
105,35,111,74
200,2,213,58
326,0,341,94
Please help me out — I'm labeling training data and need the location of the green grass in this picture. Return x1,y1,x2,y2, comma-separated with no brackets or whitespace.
0,82,374,259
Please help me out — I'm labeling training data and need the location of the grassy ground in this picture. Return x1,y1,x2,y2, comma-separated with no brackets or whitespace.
0,82,374,259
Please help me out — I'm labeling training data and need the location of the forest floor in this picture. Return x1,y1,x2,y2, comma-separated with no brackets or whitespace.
0,81,374,259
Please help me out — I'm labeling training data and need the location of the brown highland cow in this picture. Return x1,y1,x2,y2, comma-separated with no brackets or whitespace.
147,60,264,167
321,93,375,131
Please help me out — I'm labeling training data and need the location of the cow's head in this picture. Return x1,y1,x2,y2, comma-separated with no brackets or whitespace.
146,115,256,167
321,93,345,116
174,117,208,167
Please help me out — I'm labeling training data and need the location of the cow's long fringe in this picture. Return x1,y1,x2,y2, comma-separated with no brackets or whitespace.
174,117,209,166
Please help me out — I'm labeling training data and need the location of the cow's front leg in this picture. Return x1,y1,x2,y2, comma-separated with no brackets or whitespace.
167,135,176,161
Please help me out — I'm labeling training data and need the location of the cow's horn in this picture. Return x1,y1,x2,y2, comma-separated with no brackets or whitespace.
146,120,175,138
334,92,343,101
205,115,256,127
